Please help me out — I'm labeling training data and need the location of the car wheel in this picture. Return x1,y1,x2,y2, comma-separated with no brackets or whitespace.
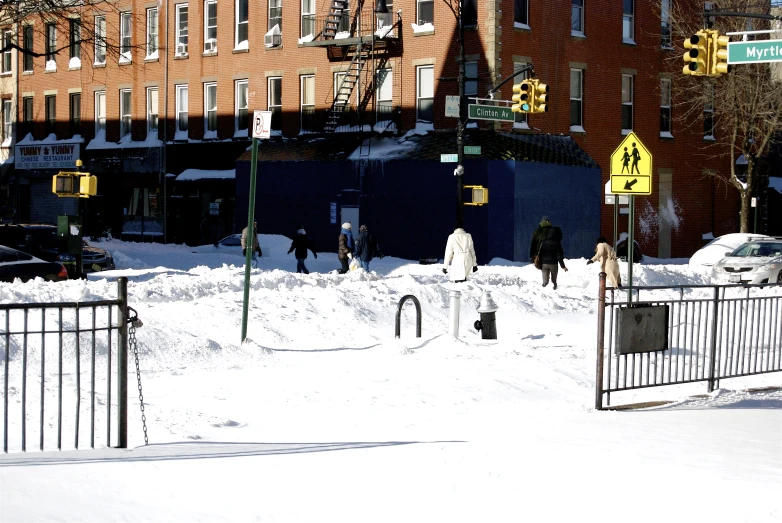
777,271,782,284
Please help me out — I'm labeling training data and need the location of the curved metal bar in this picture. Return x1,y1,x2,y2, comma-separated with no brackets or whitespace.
395,295,421,339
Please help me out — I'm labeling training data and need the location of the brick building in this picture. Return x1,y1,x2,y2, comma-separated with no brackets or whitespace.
1,0,739,256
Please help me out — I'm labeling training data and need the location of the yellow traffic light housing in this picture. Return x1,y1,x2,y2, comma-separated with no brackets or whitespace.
52,172,97,198
464,185,488,206
711,30,731,75
532,81,549,113
683,31,710,75
511,80,533,113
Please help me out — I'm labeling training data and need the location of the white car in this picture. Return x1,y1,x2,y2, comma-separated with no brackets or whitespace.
710,238,782,285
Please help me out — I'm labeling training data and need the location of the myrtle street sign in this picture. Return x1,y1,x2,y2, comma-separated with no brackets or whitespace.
468,104,515,122
728,39,782,64
440,154,459,163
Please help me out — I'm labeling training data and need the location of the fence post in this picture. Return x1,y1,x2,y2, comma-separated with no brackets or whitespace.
117,277,128,449
707,286,720,393
595,272,607,410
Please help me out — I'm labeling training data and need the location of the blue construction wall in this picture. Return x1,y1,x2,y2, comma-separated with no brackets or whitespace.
236,158,601,264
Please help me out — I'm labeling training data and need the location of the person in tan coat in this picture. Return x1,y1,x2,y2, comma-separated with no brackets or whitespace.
587,237,622,288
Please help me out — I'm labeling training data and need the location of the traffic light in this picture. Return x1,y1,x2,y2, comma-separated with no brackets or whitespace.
511,80,533,113
464,185,489,206
683,30,710,75
711,30,731,75
52,173,98,198
531,81,549,113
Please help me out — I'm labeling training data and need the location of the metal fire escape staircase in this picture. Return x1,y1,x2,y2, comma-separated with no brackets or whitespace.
324,44,368,133
322,0,349,39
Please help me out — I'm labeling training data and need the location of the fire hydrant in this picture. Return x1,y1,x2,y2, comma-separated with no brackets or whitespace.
474,290,498,340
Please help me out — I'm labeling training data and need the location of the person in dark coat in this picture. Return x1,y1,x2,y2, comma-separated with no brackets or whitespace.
538,226,568,290
337,222,354,274
354,225,383,271
287,227,317,274
530,216,553,262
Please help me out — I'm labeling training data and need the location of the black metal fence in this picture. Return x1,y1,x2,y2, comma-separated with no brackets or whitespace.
1,278,129,452
596,274,782,409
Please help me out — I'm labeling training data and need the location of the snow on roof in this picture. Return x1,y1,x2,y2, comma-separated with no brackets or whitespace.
347,137,420,161
86,130,163,150
176,169,236,181
16,133,84,145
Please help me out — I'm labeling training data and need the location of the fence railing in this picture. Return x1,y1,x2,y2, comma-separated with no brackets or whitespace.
2,278,129,452
596,274,782,409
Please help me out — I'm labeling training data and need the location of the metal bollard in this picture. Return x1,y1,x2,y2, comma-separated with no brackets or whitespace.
474,290,498,340
449,290,461,337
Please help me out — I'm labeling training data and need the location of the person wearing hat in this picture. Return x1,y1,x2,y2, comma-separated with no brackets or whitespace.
337,222,355,274
529,216,553,263
354,224,383,272
287,226,318,274
241,221,262,267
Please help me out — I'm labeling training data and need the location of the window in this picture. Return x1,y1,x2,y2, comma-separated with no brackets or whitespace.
337,0,350,32
570,68,583,130
235,80,248,135
204,82,217,136
661,0,672,48
704,83,714,139
376,68,393,121
120,89,132,138
69,93,81,135
204,0,217,52
236,0,248,47
147,8,159,57
465,61,478,97
334,72,350,108
660,78,671,135
621,74,633,132
513,62,529,128
23,26,33,72
147,87,158,136
176,4,189,55
2,100,12,143
176,85,188,136
376,0,393,29
463,0,477,27
95,91,106,134
418,0,434,25
416,65,434,123
302,0,315,37
45,95,56,135
120,12,132,62
268,77,282,131
95,15,106,64
45,23,56,62
301,75,315,131
269,0,282,33
69,18,81,60
514,0,528,27
1,30,11,73
571,0,584,35
623,0,634,42
22,97,33,137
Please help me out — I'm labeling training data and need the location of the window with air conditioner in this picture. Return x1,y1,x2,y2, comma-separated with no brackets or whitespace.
265,24,281,47
204,0,217,52
177,4,189,55
269,0,282,37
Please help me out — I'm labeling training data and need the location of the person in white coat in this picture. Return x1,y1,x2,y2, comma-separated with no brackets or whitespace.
587,236,622,288
443,226,478,283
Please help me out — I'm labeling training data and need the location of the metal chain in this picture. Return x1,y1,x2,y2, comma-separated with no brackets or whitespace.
129,321,149,445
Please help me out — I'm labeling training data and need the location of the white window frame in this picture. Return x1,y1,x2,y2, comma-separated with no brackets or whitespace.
176,4,189,55
570,68,584,132
146,7,159,57
175,84,188,137
513,62,529,129
69,18,81,61
571,0,584,36
416,65,434,124
661,0,672,48
120,12,132,62
1,30,11,74
45,23,56,63
204,82,217,137
235,0,249,48
621,74,633,134
376,68,393,113
660,78,672,137
268,76,282,131
300,74,315,131
514,0,529,29
204,0,217,53
417,0,434,25
120,89,132,139
147,87,159,136
94,15,106,65
302,0,315,37
95,91,106,135
269,0,282,33
2,99,12,144
622,0,634,43
465,61,478,97
235,79,249,136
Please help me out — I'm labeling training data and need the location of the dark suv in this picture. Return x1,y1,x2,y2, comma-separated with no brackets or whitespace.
0,223,115,273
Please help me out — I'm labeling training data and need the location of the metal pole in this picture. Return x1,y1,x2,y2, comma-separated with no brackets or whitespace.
707,286,721,392
449,290,461,337
117,277,128,449
596,272,607,410
627,195,635,304
613,199,618,250
241,137,260,342
456,0,465,226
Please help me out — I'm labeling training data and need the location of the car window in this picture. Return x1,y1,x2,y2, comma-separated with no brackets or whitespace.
0,247,33,262
27,228,59,250
731,242,782,257
219,236,241,246
0,227,24,248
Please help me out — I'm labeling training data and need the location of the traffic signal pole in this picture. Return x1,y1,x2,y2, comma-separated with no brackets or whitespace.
455,0,465,227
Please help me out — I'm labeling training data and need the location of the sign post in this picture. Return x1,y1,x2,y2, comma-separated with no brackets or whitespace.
241,110,272,342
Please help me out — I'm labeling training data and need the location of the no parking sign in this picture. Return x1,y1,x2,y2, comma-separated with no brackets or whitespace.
252,111,272,139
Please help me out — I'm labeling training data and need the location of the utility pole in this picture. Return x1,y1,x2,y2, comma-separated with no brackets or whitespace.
455,0,465,227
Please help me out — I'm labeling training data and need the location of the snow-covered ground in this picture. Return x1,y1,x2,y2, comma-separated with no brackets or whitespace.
1,236,780,523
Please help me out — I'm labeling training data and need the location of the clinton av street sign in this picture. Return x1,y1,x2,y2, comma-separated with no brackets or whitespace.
468,104,514,122
728,39,782,64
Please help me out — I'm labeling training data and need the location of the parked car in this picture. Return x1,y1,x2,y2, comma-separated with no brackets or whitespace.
689,233,769,268
710,237,782,284
0,223,115,273
0,245,68,283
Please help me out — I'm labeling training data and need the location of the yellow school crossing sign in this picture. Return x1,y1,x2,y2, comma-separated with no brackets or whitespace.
610,132,653,195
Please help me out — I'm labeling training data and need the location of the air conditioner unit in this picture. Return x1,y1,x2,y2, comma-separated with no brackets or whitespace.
204,40,216,53
264,33,281,47
176,42,188,55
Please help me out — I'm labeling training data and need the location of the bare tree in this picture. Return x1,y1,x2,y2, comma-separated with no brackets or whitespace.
665,0,782,232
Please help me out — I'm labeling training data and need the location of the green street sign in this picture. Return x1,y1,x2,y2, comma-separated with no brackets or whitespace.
728,39,782,64
440,154,459,163
464,146,481,155
468,104,515,122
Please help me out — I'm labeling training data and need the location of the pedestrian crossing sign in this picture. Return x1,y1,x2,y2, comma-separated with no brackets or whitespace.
610,132,653,195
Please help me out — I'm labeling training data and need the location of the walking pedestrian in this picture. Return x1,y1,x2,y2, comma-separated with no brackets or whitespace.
443,224,477,283
354,225,383,271
587,236,622,288
337,222,355,274
287,227,317,274
538,226,568,290
530,216,553,262
241,221,262,267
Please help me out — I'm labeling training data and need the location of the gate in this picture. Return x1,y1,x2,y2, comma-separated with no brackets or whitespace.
596,273,782,410
2,277,131,452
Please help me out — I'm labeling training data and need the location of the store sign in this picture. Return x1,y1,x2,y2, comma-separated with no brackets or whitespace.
15,143,81,170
